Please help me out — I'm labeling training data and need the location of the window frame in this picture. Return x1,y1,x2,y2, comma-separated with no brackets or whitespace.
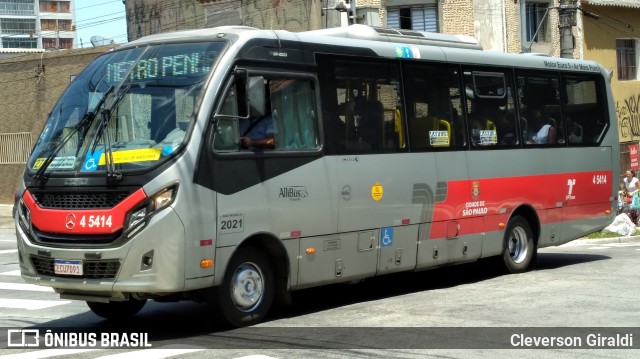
317,55,406,155
515,70,564,147
561,73,609,146
386,3,439,32
402,61,466,152
210,68,323,157
616,38,639,81
521,0,552,52
462,66,519,150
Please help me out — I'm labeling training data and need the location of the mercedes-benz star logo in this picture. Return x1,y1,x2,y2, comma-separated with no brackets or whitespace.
65,213,76,230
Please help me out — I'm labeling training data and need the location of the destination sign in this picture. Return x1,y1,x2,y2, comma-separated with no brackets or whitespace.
106,50,218,83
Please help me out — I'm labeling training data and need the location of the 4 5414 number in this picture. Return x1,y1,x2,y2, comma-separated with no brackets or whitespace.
79,215,112,228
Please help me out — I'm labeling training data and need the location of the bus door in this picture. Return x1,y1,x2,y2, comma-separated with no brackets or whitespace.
401,63,478,268
558,75,612,243
317,56,420,280
438,153,479,264
516,71,565,245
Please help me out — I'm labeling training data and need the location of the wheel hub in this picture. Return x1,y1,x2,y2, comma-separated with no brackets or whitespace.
230,263,264,312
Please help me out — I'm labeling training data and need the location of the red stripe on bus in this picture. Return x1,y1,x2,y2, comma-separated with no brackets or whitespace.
429,171,613,239
24,189,147,235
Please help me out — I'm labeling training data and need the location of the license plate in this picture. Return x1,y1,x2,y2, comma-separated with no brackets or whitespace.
54,259,83,276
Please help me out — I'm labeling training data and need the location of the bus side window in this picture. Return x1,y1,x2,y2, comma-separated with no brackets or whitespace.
269,78,319,151
322,58,403,154
463,68,514,148
563,75,606,145
517,72,563,146
404,63,463,150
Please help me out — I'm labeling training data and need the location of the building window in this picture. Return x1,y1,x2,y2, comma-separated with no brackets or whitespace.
41,19,71,31
617,39,638,81
387,5,438,32
42,38,73,49
2,37,36,48
39,1,69,13
58,38,72,49
0,0,36,16
0,18,35,35
524,2,549,43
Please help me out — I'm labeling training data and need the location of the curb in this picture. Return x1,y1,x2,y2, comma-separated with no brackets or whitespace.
564,236,640,246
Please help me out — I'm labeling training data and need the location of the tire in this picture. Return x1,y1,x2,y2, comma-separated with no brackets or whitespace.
501,215,536,273
213,247,274,328
86,299,147,320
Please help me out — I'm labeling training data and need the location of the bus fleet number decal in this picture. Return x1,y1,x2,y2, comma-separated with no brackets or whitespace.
219,214,244,234
593,174,607,185
79,215,113,228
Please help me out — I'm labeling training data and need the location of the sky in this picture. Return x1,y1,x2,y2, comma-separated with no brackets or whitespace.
75,0,128,48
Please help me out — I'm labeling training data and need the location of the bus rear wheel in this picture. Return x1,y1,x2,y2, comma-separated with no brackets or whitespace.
501,215,535,273
214,247,274,328
86,298,147,320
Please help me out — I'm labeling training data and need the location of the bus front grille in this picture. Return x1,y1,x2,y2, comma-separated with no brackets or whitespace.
32,191,131,209
30,255,120,279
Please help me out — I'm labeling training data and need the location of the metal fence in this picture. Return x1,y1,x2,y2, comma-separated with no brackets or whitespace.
0,132,32,164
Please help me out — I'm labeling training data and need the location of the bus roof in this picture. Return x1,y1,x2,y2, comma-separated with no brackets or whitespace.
121,25,607,76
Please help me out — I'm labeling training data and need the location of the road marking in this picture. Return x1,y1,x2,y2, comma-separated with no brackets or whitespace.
0,239,16,242
0,298,70,310
0,270,21,276
0,250,18,255
0,282,53,292
0,349,99,359
95,345,205,359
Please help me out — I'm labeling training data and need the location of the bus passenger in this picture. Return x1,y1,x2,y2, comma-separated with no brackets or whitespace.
497,112,517,145
526,108,556,145
239,112,274,149
240,82,274,150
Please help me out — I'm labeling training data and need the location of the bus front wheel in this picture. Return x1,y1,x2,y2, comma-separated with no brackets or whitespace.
214,247,274,328
501,215,535,273
86,298,147,320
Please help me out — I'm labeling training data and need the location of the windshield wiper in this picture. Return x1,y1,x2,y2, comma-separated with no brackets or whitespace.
33,86,114,181
87,82,132,182
85,46,157,183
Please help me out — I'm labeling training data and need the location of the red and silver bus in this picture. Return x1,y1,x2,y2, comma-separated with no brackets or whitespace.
15,25,618,327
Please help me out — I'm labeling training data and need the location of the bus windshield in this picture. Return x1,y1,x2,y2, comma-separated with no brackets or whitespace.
28,41,224,176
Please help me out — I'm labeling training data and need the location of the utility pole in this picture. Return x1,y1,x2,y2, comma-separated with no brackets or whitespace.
558,0,578,59
346,0,357,25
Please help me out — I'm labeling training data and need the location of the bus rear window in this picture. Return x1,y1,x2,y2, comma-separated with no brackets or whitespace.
563,76,607,146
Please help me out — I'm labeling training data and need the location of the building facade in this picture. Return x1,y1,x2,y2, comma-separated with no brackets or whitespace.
0,46,111,203
0,0,77,50
125,0,323,41
579,0,640,178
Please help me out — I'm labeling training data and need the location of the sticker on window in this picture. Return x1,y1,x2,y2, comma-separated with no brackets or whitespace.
429,131,450,146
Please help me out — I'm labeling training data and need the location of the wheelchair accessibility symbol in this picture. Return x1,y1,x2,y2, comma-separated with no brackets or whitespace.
84,157,97,171
381,227,393,247
82,150,102,172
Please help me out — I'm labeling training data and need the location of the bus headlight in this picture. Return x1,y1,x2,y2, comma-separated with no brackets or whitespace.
125,185,178,237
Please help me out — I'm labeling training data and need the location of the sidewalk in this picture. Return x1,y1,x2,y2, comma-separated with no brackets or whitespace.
567,234,640,246
0,204,13,230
